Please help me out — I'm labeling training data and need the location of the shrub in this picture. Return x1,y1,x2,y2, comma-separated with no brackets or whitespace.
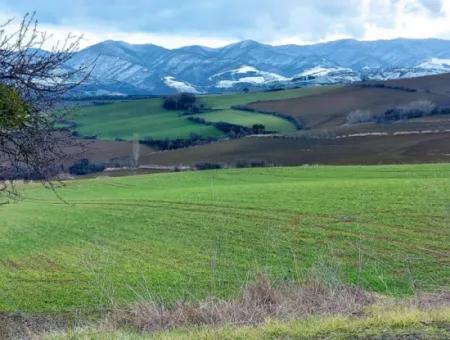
0,84,29,129
69,159,105,176
384,100,437,121
236,160,267,168
195,162,223,170
346,110,376,124
252,124,266,134
163,93,197,111
141,133,217,150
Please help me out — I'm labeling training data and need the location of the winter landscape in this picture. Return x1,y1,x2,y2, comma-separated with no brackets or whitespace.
0,1,450,339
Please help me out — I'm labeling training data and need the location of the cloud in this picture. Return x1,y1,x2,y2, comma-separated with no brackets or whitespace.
0,0,449,48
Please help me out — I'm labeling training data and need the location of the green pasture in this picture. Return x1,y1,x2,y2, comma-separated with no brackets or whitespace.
1,164,449,313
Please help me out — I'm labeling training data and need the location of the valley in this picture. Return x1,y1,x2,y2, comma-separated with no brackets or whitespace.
2,27,450,338
65,73,450,172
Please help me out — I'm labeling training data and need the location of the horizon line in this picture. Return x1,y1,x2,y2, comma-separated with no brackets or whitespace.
75,36,450,51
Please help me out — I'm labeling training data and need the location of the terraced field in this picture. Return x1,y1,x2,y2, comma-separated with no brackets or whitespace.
1,164,449,313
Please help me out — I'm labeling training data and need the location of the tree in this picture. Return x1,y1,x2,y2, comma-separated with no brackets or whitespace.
163,93,197,110
0,13,91,202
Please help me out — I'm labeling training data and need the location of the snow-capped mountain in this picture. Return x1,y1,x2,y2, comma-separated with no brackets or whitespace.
210,66,289,89
67,38,450,96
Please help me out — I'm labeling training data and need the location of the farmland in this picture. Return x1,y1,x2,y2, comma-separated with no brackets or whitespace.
138,132,450,167
70,98,223,140
68,86,333,141
246,84,450,131
1,164,449,314
193,109,297,132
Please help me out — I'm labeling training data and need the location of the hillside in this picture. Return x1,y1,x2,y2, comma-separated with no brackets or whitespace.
245,73,450,131
68,86,330,141
1,164,449,313
67,38,450,95
65,73,450,171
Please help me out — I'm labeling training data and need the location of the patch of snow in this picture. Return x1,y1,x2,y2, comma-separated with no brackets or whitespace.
163,76,200,93
213,65,289,88
236,65,259,74
418,58,450,70
296,66,353,78
217,77,266,88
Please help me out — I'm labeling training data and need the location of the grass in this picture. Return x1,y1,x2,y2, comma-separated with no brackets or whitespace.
193,109,297,132
43,305,450,339
1,164,450,313
70,99,223,140
198,86,336,109
70,87,333,140
154,306,450,339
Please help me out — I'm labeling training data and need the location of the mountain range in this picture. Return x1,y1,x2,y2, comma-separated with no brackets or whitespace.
66,38,450,96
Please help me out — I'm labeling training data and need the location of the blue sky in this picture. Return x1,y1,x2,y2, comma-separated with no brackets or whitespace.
0,0,449,48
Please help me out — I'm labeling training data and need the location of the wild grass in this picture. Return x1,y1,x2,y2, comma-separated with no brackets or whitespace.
37,278,449,339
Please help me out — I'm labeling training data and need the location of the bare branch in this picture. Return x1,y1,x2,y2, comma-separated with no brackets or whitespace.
0,13,93,202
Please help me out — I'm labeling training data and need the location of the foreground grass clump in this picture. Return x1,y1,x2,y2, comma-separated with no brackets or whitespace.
0,164,450,313
43,302,450,339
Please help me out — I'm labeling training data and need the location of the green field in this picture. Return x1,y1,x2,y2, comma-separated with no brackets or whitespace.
199,86,336,109
71,98,223,140
1,164,450,313
194,109,298,132
70,87,333,140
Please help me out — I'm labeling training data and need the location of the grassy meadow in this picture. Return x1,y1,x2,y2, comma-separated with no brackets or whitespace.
1,164,449,314
193,109,298,132
71,98,223,140
69,86,334,141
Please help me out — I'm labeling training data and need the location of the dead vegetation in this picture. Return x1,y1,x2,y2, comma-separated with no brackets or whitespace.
108,275,373,333
2,274,448,339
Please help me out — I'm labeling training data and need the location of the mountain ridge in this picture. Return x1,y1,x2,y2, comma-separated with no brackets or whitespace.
67,38,450,96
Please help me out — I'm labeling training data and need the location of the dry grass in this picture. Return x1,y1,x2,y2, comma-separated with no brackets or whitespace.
108,275,373,333
2,276,449,339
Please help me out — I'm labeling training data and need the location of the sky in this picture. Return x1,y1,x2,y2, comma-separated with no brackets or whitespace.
0,0,450,49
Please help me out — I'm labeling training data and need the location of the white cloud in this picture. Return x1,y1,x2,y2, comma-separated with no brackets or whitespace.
361,0,450,40
1,0,450,49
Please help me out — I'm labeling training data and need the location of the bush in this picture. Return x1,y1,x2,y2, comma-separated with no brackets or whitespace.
163,93,197,111
346,110,376,124
0,84,29,129
384,100,437,121
69,159,105,176
195,162,223,170
252,124,266,134
236,160,267,168
141,133,217,150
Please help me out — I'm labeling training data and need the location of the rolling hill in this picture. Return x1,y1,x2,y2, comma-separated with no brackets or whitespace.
1,164,449,313
68,86,331,141
66,73,450,171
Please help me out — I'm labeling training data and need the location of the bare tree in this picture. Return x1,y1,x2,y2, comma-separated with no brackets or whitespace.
0,13,92,203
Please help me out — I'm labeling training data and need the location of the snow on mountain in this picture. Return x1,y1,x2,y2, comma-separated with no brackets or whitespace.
418,58,450,70
163,76,200,93
292,66,361,84
296,66,351,78
211,65,289,88
66,38,450,96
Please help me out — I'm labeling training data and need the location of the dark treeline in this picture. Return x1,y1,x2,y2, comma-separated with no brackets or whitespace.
347,101,450,124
